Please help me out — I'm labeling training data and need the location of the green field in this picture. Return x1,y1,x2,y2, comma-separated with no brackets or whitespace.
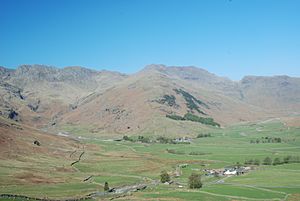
1,119,300,200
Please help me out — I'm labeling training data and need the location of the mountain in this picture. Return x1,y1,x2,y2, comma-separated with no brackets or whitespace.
0,65,127,128
0,64,299,137
239,75,300,113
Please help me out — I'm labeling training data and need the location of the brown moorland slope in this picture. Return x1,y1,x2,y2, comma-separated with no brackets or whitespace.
0,64,299,137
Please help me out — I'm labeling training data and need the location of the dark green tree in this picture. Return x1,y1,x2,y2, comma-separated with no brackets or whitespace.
160,170,171,183
123,135,130,141
283,155,292,164
246,159,254,165
188,173,202,189
273,157,281,165
104,182,109,191
263,157,272,165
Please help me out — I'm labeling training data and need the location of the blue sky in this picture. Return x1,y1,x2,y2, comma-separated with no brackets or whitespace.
0,0,299,80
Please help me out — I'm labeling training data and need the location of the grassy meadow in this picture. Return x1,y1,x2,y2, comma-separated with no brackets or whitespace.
0,119,299,200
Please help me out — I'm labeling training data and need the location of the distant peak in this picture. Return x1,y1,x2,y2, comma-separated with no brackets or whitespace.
18,64,56,69
143,64,167,71
241,75,291,82
63,66,98,73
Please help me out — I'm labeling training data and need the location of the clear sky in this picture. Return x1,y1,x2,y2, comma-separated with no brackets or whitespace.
0,0,299,80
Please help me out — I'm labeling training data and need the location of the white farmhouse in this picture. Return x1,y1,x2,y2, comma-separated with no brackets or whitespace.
224,169,237,175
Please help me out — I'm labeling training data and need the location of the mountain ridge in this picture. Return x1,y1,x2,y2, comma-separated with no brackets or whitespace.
0,64,299,137
1,64,299,81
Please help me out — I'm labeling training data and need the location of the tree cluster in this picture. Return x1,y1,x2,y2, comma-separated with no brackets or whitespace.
174,88,209,114
160,171,202,189
244,158,260,165
250,137,282,144
123,135,150,143
244,155,300,166
197,133,212,138
166,112,220,127
157,95,178,107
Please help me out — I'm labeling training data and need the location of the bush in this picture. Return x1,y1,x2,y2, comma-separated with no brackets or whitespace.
188,173,202,189
160,170,170,183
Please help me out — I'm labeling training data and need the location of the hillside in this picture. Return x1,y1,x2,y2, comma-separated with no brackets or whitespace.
0,64,300,201
0,64,299,137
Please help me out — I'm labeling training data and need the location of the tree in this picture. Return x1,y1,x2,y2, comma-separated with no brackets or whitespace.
273,157,281,166
123,135,129,140
283,155,292,164
104,182,109,191
160,170,170,183
188,173,202,189
246,159,254,165
263,157,272,165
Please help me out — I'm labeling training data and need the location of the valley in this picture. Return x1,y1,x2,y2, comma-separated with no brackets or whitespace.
0,64,299,200
0,116,300,200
